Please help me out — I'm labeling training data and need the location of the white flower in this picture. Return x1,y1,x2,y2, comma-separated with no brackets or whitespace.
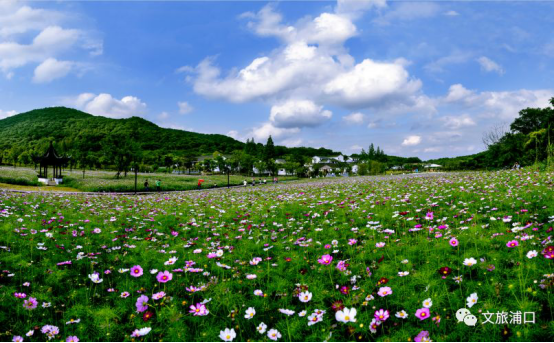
220,328,236,342
216,249,224,257
422,298,432,308
164,256,178,265
335,307,357,323
245,307,256,319
401,259,409,264
26,330,34,337
466,292,478,308
137,327,151,336
299,291,312,303
256,322,267,334
395,310,408,319
88,273,103,284
376,242,385,248
298,310,307,317
267,329,281,341
278,308,295,316
398,271,409,277
463,257,477,266
307,313,323,326
254,289,264,297
150,269,158,274
527,250,538,259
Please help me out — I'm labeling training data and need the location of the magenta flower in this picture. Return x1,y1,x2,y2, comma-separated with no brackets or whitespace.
377,286,392,297
414,331,430,342
425,212,434,220
156,271,173,283
318,254,333,265
14,292,26,299
449,237,459,247
23,297,37,310
506,240,519,248
136,295,149,312
189,303,209,316
130,265,143,278
374,309,389,322
415,308,430,320
66,336,80,342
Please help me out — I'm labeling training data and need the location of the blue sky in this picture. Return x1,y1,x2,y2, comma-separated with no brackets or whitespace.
1,0,553,159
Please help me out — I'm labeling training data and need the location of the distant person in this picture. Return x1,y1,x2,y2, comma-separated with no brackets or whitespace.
155,179,161,191
197,180,202,189
213,183,217,188
251,178,256,186
243,180,247,187
263,179,267,184
144,179,149,192
512,162,520,170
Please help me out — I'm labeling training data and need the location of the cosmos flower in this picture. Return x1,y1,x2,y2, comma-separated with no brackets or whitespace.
152,291,166,300
308,313,323,326
422,298,432,308
438,266,452,278
66,336,79,342
23,297,37,310
130,327,151,338
12,336,23,342
414,330,431,342
415,308,430,320
299,291,312,303
466,293,478,308
156,271,173,283
377,287,392,297
527,250,538,259
189,303,209,316
278,309,295,316
395,310,408,319
398,271,409,277
369,319,379,334
267,329,281,341
257,322,267,334
136,295,149,313
254,290,264,297
88,273,103,284
463,257,477,266
331,300,345,312
453,275,463,283
375,242,386,248
220,328,236,342
506,240,519,248
244,307,256,319
449,238,459,247
336,307,357,323
374,309,389,322
121,292,130,298
317,254,333,265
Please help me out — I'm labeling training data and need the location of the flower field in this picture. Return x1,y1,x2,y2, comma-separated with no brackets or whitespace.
0,171,553,342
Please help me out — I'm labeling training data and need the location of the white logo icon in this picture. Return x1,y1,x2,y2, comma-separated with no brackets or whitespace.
456,308,477,326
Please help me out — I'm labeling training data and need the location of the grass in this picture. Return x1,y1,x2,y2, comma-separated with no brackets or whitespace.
0,170,552,342
0,166,298,192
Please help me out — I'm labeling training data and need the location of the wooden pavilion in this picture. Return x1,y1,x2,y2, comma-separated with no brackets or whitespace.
36,142,70,182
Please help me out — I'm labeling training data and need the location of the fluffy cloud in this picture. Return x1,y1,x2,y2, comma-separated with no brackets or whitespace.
444,83,553,120
477,56,504,75
402,135,421,146
33,58,73,83
269,100,332,128
0,2,101,79
67,93,147,119
343,112,365,125
323,58,422,108
186,1,425,145
440,114,476,129
250,122,300,142
374,2,439,25
178,101,193,114
0,109,18,120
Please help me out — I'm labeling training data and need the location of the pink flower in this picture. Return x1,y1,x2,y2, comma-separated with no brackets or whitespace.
506,240,519,248
336,260,349,271
136,295,149,312
414,331,430,342
23,297,37,310
377,286,392,297
130,265,143,277
348,239,357,245
425,212,434,220
156,271,173,283
449,238,459,247
189,303,209,316
374,309,389,322
318,254,333,265
415,307,430,320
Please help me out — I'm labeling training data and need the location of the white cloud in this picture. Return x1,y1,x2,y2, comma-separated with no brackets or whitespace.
402,135,421,146
33,58,73,83
158,111,170,120
444,10,459,16
227,130,240,140
443,83,554,120
250,122,300,142
0,109,17,120
323,58,422,108
477,56,504,75
0,2,101,80
66,93,147,119
374,2,439,25
178,101,193,114
343,112,365,124
440,114,476,129
269,100,332,128
424,51,472,73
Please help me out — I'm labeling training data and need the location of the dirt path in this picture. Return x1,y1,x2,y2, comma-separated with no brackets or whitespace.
0,182,82,193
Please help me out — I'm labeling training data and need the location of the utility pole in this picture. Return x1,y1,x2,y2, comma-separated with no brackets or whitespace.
134,164,138,194
227,166,230,188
